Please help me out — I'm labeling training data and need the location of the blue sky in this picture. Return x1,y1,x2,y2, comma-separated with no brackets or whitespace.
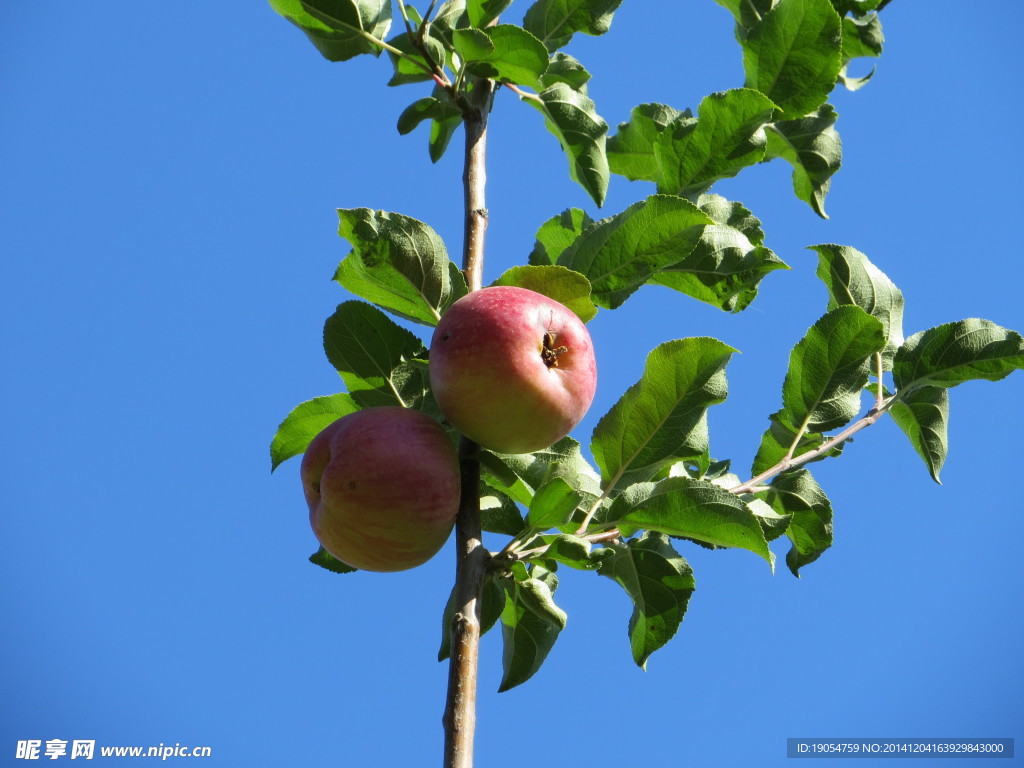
2,3,1022,766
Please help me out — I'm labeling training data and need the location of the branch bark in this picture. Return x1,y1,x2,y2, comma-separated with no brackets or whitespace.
441,80,494,768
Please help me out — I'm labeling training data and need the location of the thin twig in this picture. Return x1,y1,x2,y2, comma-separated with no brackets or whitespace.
730,396,897,496
441,78,495,768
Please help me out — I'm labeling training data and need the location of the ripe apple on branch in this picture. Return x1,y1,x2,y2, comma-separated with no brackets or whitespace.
299,287,596,572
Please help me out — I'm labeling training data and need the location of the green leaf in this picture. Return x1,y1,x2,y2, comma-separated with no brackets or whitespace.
526,477,583,530
270,393,360,471
750,412,844,476
429,111,463,163
439,575,506,661
831,0,883,14
480,436,603,508
498,568,567,691
537,533,601,569
811,243,904,366
540,52,592,91
333,208,468,325
893,320,1024,393
556,195,713,309
529,208,594,266
397,94,463,136
597,532,695,668
386,27,447,86
426,0,470,46
607,103,686,183
765,104,842,218
767,469,833,576
741,495,792,542
713,0,777,34
522,0,624,51
696,194,765,245
467,0,513,27
525,83,609,207
323,301,427,408
777,305,886,434
270,0,390,60
309,546,359,573
397,86,464,163
609,478,774,566
453,25,549,88
654,89,777,198
648,221,788,312
838,12,883,91
480,490,527,535
492,264,597,322
743,0,842,119
301,0,392,34
889,386,949,484
591,338,736,486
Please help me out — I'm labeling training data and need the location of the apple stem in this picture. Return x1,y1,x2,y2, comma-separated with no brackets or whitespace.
441,76,495,768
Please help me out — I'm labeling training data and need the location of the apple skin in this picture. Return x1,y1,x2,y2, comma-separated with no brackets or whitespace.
429,286,597,454
300,407,460,572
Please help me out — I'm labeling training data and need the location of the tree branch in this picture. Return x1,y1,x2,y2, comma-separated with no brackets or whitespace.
441,78,495,768
729,396,897,496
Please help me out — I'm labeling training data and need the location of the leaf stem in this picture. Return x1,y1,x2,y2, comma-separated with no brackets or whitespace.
442,78,496,768
422,0,440,26
324,16,451,88
575,467,623,535
874,352,885,411
396,0,415,36
504,82,542,104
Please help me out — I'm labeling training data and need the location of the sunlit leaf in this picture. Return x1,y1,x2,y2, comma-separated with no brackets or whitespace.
742,0,842,119
893,320,1024,392
467,0,513,27
309,546,359,573
525,83,609,207
608,478,774,566
522,0,624,51
654,89,776,198
767,469,833,576
765,105,842,218
597,532,694,668
540,52,592,91
889,386,949,484
811,243,904,365
529,208,595,266
270,393,361,471
270,0,391,60
493,264,597,322
592,338,735,485
556,195,713,309
322,301,427,408
334,208,467,325
498,567,567,691
777,305,885,433
649,222,788,312
607,103,686,183
453,25,549,88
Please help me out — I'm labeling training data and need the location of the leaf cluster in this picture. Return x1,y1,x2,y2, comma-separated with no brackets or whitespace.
268,0,1024,690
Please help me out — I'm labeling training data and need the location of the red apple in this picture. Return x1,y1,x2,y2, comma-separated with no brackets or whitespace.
300,407,460,572
429,286,597,454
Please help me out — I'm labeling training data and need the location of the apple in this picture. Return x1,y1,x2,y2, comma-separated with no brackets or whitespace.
300,407,460,572
429,286,597,454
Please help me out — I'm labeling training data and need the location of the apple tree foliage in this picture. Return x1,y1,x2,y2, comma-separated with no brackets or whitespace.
268,0,1024,689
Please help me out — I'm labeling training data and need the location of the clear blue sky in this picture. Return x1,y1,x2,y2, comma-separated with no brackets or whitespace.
3,3,1022,766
